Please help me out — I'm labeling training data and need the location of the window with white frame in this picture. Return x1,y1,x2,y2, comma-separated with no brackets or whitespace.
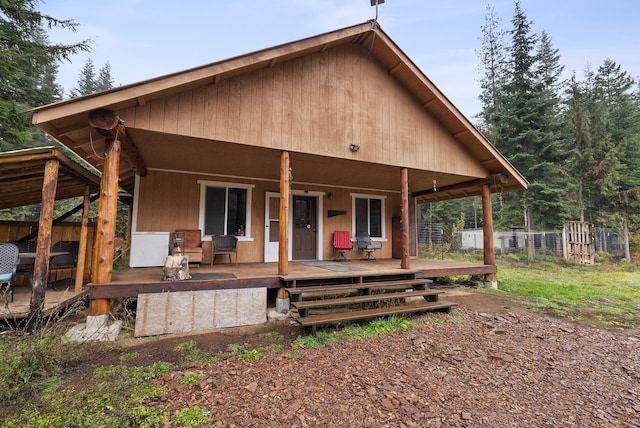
352,194,385,239
199,181,253,238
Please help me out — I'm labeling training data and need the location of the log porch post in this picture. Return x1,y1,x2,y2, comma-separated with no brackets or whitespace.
27,159,58,330
278,151,290,275
400,167,410,269
75,186,90,292
89,139,121,315
482,184,497,284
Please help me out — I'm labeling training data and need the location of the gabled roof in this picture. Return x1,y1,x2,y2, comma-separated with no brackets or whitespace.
31,21,527,201
0,147,101,210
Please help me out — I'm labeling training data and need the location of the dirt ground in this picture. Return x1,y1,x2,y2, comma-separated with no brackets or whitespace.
68,287,640,427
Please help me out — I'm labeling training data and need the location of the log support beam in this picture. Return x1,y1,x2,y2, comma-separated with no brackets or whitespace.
89,140,121,315
482,183,497,285
400,167,410,269
75,186,90,292
27,159,58,330
278,151,290,276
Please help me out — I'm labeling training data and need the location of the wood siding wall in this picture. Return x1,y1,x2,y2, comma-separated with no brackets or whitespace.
135,170,407,263
122,43,485,178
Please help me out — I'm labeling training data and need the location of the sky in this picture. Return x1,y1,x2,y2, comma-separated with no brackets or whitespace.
40,0,640,122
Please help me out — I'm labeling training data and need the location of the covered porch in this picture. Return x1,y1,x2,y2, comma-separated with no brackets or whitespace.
87,257,494,298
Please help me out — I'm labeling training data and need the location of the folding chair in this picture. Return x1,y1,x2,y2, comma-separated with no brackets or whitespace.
333,231,353,261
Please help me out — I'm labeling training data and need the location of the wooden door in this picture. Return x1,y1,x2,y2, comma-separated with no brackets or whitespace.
292,196,317,260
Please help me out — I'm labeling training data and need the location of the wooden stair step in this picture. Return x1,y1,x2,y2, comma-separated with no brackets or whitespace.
294,300,457,327
291,289,443,311
286,279,431,296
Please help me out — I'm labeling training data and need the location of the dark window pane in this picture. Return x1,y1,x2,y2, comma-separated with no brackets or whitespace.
295,198,310,229
227,188,247,236
370,198,382,237
355,198,368,236
205,187,226,235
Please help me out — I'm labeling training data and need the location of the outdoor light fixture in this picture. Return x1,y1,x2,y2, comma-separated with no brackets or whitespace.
349,143,360,152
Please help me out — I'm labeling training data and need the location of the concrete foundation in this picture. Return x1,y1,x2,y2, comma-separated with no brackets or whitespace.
134,288,267,337
64,315,122,342
483,280,498,289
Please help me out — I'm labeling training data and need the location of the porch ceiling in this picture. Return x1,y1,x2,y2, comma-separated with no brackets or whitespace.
0,147,101,210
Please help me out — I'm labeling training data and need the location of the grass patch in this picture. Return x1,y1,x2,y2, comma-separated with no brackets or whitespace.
291,314,450,351
494,258,640,328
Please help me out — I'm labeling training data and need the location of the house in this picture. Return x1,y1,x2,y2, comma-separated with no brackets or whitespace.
31,22,527,334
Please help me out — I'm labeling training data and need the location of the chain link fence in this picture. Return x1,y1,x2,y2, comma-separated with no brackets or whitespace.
417,223,628,259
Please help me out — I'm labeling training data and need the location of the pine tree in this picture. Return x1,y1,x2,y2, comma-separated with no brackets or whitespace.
0,0,90,150
592,60,640,224
96,62,114,92
476,4,507,137
69,59,115,97
68,58,97,97
480,1,570,231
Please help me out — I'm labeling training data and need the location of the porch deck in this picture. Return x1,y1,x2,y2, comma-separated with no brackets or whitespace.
0,258,494,321
90,258,496,299
0,283,88,321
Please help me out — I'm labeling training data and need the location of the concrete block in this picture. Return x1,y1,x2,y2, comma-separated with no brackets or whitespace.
135,288,267,337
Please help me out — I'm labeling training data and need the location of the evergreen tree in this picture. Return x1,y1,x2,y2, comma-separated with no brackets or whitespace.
0,0,90,150
476,3,507,137
592,60,640,224
68,58,97,97
69,59,114,97
96,62,114,92
479,1,570,230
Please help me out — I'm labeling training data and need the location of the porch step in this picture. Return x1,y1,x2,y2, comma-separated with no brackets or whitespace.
283,271,455,333
291,289,443,317
294,300,457,328
285,279,432,301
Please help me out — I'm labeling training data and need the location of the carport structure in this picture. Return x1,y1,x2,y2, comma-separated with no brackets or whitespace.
0,147,101,327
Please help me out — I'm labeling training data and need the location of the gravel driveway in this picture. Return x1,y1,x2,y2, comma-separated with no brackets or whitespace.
147,304,640,427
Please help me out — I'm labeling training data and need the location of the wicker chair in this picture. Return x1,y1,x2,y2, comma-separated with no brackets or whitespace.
212,235,238,265
0,243,19,307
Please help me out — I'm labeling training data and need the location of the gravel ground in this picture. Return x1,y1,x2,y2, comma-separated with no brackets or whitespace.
147,306,640,427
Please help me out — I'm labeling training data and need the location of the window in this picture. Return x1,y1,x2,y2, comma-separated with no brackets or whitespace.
199,181,253,238
352,194,385,239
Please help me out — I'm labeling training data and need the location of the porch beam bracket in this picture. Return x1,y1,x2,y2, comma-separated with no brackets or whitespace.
412,173,508,198
88,108,147,177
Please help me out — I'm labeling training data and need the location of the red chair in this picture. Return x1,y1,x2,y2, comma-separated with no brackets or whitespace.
333,231,352,261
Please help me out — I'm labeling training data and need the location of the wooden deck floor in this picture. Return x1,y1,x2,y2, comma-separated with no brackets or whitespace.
1,258,495,320
0,281,87,321
110,258,495,283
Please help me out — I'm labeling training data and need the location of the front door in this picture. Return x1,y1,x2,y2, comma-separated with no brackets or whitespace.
292,195,317,260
